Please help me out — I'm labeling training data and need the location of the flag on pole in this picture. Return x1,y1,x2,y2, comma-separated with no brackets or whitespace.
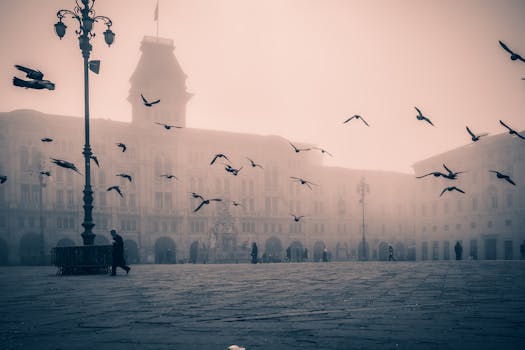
154,1,159,21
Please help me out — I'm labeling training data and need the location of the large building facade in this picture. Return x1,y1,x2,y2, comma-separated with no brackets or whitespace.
0,36,523,264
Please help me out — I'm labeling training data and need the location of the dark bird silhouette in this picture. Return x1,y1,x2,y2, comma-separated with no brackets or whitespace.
290,142,311,153
116,173,132,182
466,126,488,142
224,164,242,176
440,186,465,197
290,176,317,189
190,192,204,201
160,174,178,180
15,65,44,80
232,201,244,207
290,214,305,222
50,158,81,175
0,175,7,184
116,143,127,152
416,171,449,179
498,40,525,63
415,107,434,126
41,137,53,143
193,198,222,212
489,170,516,186
210,153,229,165
13,77,55,90
39,171,51,177
499,120,525,140
314,147,333,157
246,157,263,169
107,185,124,197
442,164,465,179
154,122,183,130
343,114,369,126
141,94,160,107
90,155,100,167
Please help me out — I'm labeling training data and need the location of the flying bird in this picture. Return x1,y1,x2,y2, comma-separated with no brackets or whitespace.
343,114,369,126
498,40,525,62
232,201,244,207
50,158,81,174
224,164,242,176
15,65,44,80
291,214,305,222
246,157,263,169
0,175,7,184
210,153,229,165
442,164,465,179
90,155,100,167
416,171,449,179
41,137,53,143
160,174,178,180
289,142,311,153
499,120,525,140
489,170,516,186
193,198,222,212
107,185,124,197
314,147,333,157
440,186,465,197
141,94,160,107
39,171,51,177
190,192,204,201
154,122,183,130
415,107,434,126
290,176,317,189
13,77,55,90
465,126,488,142
116,173,132,182
116,143,127,152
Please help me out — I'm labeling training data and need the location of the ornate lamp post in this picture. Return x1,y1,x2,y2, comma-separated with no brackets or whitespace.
356,177,369,261
54,0,115,245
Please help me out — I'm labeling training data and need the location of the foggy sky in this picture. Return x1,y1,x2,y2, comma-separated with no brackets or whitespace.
0,0,524,174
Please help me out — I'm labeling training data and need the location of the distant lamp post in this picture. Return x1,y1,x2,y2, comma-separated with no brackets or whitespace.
54,0,115,245
356,177,370,261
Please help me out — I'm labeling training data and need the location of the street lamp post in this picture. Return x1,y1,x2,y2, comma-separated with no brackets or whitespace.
54,0,115,246
356,177,370,261
38,171,46,263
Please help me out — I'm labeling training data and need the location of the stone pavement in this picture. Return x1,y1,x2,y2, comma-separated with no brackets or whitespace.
1,261,524,350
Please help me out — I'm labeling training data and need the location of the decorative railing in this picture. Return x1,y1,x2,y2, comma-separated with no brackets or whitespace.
53,245,112,275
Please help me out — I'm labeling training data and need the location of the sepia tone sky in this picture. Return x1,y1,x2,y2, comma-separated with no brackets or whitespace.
0,0,524,174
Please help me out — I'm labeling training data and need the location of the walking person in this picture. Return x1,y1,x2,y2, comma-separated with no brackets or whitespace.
454,241,463,260
110,229,130,276
388,245,396,261
251,242,258,264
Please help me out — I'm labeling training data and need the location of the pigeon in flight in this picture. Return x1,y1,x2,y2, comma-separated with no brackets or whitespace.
190,192,204,201
415,107,434,126
15,65,44,80
290,214,305,222
116,143,127,152
442,164,465,179
440,186,465,197
50,158,81,175
416,171,449,179
141,94,160,107
343,114,369,126
41,137,53,143
314,147,333,157
116,173,132,182
489,170,516,185
246,157,263,169
290,176,317,189
466,126,488,142
210,153,229,165
160,174,178,180
193,197,222,212
232,201,244,207
224,164,242,176
0,175,7,184
13,77,55,90
90,155,100,168
289,142,311,153
499,120,525,140
154,122,183,130
39,171,51,177
107,185,124,197
498,40,525,63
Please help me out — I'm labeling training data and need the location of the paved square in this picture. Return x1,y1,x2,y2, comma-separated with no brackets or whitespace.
1,261,524,350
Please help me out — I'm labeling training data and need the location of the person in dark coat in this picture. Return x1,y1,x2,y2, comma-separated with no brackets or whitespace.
110,229,130,276
454,241,463,260
388,245,396,261
250,242,258,264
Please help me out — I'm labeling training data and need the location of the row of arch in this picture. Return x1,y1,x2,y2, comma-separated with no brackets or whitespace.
0,234,412,265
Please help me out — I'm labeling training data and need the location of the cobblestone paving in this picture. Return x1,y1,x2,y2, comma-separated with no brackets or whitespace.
1,261,524,350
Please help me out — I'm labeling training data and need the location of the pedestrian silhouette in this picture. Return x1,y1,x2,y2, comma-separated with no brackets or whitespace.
322,248,328,262
520,240,525,260
454,241,463,260
110,229,131,276
251,242,258,264
388,245,396,261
